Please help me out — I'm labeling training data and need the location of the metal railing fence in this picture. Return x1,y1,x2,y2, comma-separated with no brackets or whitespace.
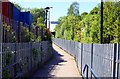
53,38,120,78
1,41,53,79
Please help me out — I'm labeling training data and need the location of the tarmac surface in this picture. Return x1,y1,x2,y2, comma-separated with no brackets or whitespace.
30,43,82,78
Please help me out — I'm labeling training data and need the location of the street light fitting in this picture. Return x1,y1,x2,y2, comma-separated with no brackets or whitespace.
44,6,53,29
44,7,53,10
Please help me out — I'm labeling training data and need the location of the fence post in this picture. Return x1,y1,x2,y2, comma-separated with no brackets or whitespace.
117,43,119,79
40,42,43,66
14,42,17,77
91,43,93,78
17,22,20,43
30,42,32,70
0,5,3,78
113,43,117,79
81,43,83,73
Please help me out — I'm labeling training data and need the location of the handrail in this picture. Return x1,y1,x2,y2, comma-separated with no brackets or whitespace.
82,64,98,79
2,62,22,71
0,62,22,78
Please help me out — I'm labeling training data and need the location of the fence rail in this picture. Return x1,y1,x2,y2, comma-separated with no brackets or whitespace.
83,64,98,79
53,38,120,78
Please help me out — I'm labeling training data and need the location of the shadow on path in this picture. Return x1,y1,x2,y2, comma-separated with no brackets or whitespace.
30,46,67,78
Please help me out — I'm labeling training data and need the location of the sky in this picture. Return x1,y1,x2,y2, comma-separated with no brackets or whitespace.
9,0,99,31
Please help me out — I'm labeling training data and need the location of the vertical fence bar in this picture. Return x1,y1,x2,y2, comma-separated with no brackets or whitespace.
81,43,83,73
86,66,88,79
18,22,20,43
10,19,12,42
117,43,120,79
30,42,32,70
0,9,2,79
14,42,17,77
113,43,117,79
91,43,93,78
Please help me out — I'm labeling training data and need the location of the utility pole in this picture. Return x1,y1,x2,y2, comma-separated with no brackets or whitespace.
101,0,103,43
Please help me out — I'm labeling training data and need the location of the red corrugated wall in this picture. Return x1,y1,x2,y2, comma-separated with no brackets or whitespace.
8,2,13,19
2,2,8,17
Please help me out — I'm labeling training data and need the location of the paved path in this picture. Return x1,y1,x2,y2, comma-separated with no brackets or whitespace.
30,43,82,78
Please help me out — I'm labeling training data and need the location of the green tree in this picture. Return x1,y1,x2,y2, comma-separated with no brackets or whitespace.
54,0,120,44
36,17,45,28
103,1,120,43
54,16,66,38
67,2,79,16
30,8,45,24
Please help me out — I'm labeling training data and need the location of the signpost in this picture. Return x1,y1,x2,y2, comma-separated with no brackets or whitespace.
51,21,60,24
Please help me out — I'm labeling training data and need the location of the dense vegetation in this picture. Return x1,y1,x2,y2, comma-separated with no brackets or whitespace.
5,3,52,42
54,1,120,43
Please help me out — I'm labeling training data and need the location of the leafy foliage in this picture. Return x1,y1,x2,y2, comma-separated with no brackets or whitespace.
54,1,120,43
67,2,79,16
30,8,45,25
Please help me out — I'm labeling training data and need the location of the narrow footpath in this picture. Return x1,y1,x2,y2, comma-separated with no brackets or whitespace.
30,43,82,78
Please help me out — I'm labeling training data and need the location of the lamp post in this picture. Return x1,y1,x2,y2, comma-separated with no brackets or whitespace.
100,0,103,43
44,7,53,29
